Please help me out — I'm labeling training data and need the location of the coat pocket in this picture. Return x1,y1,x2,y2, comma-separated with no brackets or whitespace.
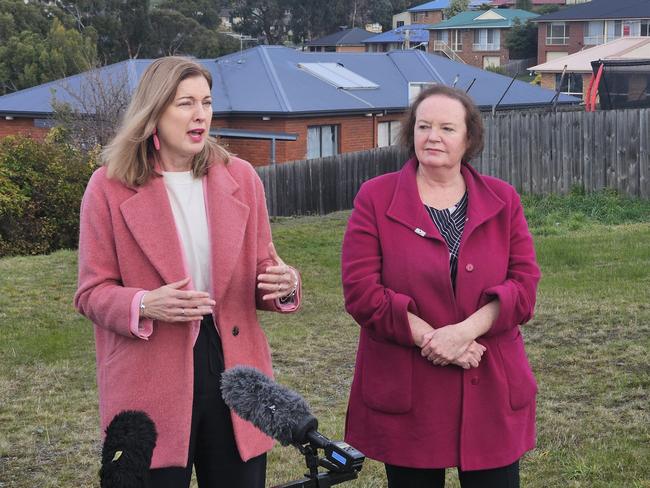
360,335,413,414
496,330,537,410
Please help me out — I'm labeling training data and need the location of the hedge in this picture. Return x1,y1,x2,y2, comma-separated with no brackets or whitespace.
0,130,96,256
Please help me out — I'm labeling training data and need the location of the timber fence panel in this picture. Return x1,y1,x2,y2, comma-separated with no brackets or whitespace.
257,108,648,216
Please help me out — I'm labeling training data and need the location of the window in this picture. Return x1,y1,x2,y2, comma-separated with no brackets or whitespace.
378,121,401,147
605,20,621,42
307,125,338,159
473,29,499,51
584,21,604,45
450,30,462,51
623,20,641,37
556,72,583,97
642,20,650,37
408,82,437,103
397,20,405,28
483,56,501,69
546,22,568,45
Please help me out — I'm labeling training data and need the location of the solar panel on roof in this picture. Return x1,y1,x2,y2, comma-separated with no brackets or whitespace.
298,63,379,90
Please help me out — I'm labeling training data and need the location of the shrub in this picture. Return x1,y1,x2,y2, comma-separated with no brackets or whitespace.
0,130,96,256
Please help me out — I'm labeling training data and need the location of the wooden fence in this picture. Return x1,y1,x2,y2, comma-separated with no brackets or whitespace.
256,108,650,216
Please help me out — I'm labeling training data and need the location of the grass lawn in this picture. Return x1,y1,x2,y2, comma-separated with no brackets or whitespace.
0,192,649,487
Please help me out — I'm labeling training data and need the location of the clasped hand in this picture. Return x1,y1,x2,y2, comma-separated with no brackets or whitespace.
420,325,486,369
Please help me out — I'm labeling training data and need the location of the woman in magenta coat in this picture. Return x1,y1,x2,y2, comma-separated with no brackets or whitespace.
74,57,301,488
341,85,540,487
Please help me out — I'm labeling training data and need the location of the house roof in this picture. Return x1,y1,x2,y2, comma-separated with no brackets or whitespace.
492,0,564,5
408,0,451,12
408,0,490,12
533,0,650,22
363,24,435,44
427,8,538,30
0,46,578,118
529,36,650,73
306,28,374,47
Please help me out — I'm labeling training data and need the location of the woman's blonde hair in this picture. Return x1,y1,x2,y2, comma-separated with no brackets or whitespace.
103,56,229,186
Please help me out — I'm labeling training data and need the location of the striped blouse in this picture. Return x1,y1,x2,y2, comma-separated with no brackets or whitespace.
424,191,468,289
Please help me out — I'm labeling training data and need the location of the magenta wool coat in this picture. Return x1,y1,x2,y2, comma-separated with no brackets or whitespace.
341,158,541,471
74,157,299,469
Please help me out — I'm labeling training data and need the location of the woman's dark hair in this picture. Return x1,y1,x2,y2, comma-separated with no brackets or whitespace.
398,84,484,162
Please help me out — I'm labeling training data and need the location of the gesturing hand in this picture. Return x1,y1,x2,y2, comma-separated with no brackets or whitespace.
257,242,298,301
141,277,216,322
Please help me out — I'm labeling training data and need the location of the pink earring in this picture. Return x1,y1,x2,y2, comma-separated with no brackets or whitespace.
152,127,161,151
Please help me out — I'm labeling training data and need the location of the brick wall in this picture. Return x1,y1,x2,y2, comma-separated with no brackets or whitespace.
0,118,49,140
1,113,407,167
212,113,405,166
412,10,443,25
455,29,511,69
537,21,584,64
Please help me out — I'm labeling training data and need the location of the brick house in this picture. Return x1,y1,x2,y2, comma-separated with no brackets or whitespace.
532,0,650,65
528,36,650,101
0,46,577,166
305,28,375,53
392,0,491,29
428,9,538,69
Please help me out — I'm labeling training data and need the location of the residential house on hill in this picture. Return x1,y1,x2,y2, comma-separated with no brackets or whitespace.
0,46,577,166
392,0,490,29
528,36,650,100
491,0,566,8
364,24,434,52
532,0,650,64
428,9,538,69
305,28,375,53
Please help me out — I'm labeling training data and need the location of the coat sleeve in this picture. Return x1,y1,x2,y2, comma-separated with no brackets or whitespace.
73,173,145,338
341,184,417,347
479,189,541,337
252,169,302,313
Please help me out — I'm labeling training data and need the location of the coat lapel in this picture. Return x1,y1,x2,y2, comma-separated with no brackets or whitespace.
386,157,443,242
204,162,250,306
461,163,505,241
120,175,187,285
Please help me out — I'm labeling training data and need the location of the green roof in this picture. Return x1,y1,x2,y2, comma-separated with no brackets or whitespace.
427,9,538,30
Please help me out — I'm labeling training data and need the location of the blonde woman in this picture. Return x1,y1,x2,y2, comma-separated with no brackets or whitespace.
75,57,301,487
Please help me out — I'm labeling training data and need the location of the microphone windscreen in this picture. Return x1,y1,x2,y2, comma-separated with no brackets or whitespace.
100,410,157,488
221,366,317,446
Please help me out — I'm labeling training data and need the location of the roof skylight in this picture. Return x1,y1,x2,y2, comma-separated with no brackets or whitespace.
298,63,379,90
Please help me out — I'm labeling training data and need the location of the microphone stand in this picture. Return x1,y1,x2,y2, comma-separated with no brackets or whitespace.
271,444,360,488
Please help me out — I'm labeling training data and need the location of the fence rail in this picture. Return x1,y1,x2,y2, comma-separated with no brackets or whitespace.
256,108,650,216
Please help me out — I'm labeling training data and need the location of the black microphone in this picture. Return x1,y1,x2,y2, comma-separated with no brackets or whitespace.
100,410,157,488
221,366,364,472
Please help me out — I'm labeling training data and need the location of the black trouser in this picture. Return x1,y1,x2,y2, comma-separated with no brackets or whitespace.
150,315,266,488
385,460,519,488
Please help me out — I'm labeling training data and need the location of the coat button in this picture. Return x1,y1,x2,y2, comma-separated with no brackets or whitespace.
232,326,240,337
471,377,479,385
465,263,474,272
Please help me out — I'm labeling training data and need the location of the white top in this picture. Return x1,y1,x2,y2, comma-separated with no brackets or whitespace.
162,171,212,295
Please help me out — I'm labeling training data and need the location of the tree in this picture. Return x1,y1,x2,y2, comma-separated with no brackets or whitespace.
230,0,290,45
444,0,469,19
515,0,533,11
504,19,537,59
0,17,96,94
51,63,130,148
158,0,223,29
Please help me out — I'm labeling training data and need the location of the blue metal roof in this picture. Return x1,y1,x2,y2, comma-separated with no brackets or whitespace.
306,28,375,47
408,0,451,12
408,0,491,12
364,25,435,44
0,46,578,117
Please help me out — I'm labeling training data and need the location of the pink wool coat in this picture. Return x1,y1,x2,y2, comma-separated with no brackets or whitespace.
341,158,541,471
74,157,299,469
